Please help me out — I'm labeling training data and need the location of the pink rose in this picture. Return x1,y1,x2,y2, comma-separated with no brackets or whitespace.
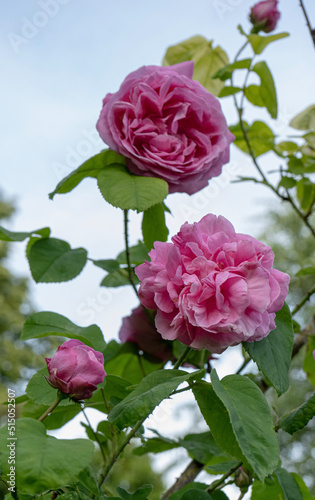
135,214,290,354
249,0,280,33
119,305,172,362
96,62,234,195
45,339,106,400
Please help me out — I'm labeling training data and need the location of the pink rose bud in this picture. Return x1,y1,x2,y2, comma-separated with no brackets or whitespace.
313,349,315,361
45,340,106,400
96,62,234,195
135,214,290,354
249,0,280,33
119,305,172,362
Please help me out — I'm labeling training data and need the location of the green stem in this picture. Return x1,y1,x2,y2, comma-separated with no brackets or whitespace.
291,286,315,316
236,357,251,375
98,418,145,491
81,405,107,467
38,392,64,422
173,346,191,369
123,209,138,297
206,461,242,493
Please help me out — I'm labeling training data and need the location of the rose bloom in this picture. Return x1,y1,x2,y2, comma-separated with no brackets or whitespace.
249,0,280,33
96,62,234,195
135,214,290,354
46,339,106,400
119,305,172,362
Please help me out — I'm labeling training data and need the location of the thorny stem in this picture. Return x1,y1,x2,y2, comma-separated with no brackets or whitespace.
206,461,243,493
299,0,315,49
97,418,145,492
291,286,315,316
38,392,64,422
123,209,139,297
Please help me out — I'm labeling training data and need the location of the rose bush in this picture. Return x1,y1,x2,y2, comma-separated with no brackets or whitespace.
136,214,290,353
96,61,234,195
119,305,172,362
45,339,106,399
249,0,280,33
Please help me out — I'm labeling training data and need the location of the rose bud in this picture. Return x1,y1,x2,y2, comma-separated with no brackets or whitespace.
96,62,234,195
119,305,172,362
135,214,290,354
249,0,280,33
45,339,106,400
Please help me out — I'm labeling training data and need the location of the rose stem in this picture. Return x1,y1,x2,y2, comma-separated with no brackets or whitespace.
38,392,64,422
173,346,191,369
123,209,138,297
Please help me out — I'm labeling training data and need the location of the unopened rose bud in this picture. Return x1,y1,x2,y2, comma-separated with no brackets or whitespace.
45,339,106,400
235,467,252,490
249,0,280,33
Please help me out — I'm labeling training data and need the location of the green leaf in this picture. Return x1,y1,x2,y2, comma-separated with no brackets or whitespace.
0,418,94,495
275,141,299,155
49,149,126,199
247,32,289,55
229,120,274,157
213,59,252,81
116,484,153,500
28,237,87,283
303,336,315,386
290,105,315,131
162,36,229,96
219,86,242,97
0,225,50,242
104,351,162,385
251,476,284,499
180,491,212,500
243,303,294,395
193,381,245,463
26,368,73,405
102,374,133,408
244,85,264,107
21,399,80,430
296,266,315,276
287,157,306,175
278,391,315,435
142,203,169,250
296,178,315,212
92,259,120,272
178,432,227,465
21,311,106,353
275,468,303,500
108,369,204,429
133,437,179,456
278,176,297,189
291,474,315,499
117,241,149,265
97,165,168,212
100,269,132,288
210,370,280,481
252,61,277,118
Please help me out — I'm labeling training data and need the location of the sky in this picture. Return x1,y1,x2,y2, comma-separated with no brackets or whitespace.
1,0,315,495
